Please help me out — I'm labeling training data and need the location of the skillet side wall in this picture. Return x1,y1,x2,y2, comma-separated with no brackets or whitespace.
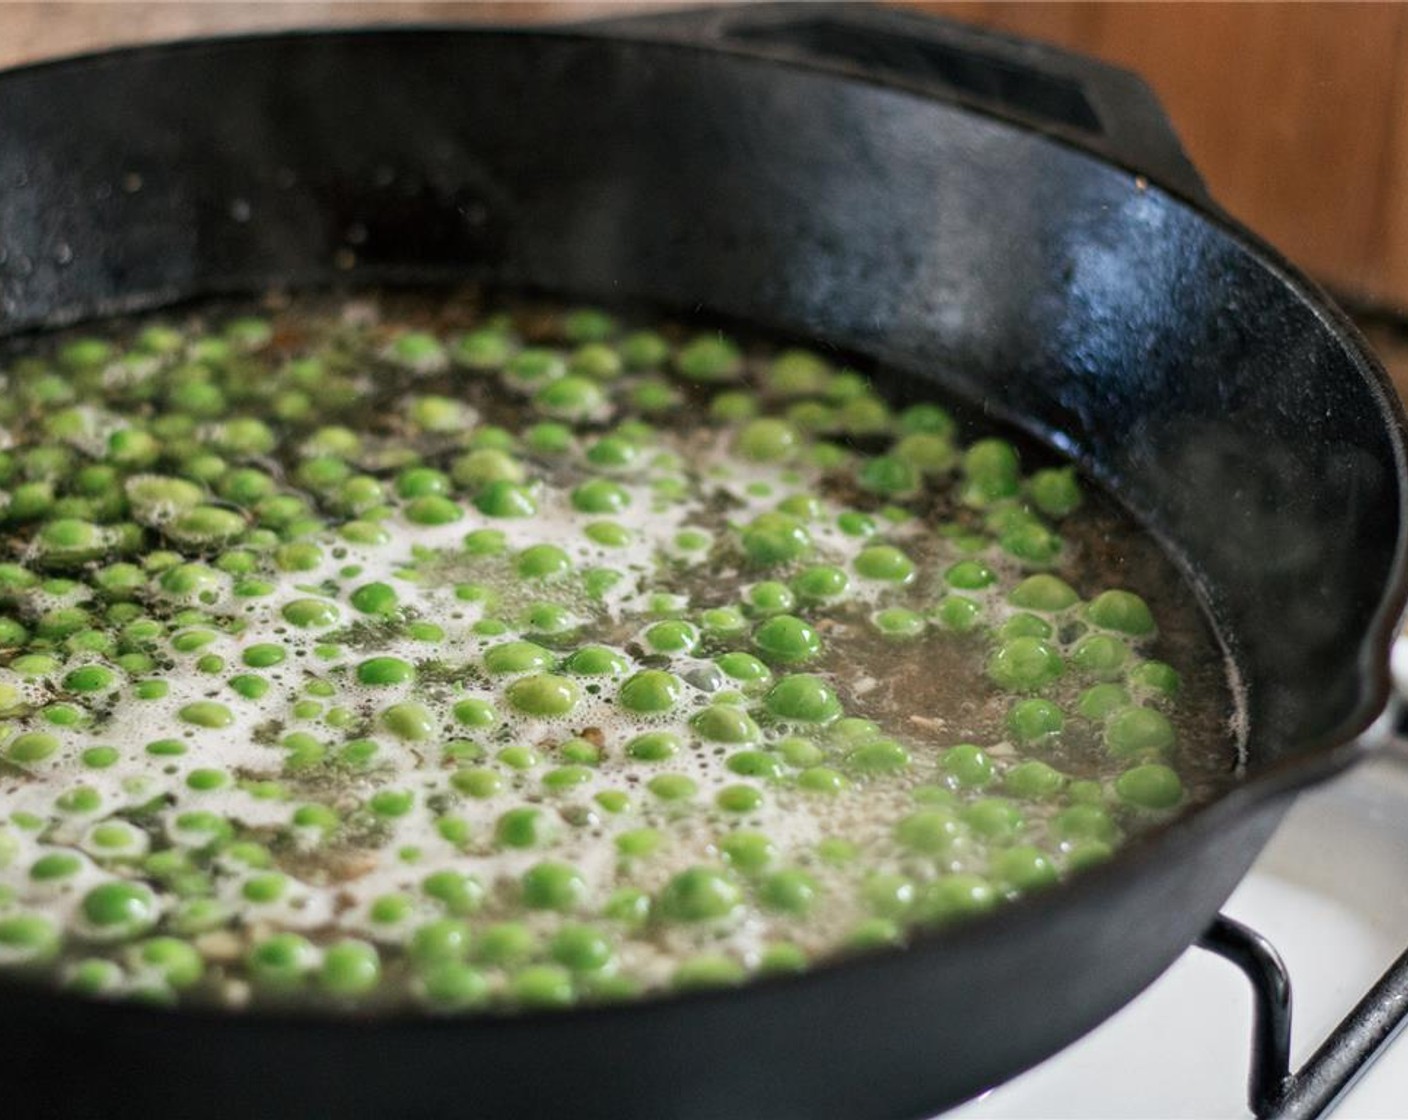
0,30,1395,1118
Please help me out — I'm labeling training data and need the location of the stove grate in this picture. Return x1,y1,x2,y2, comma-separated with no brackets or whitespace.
1199,914,1408,1118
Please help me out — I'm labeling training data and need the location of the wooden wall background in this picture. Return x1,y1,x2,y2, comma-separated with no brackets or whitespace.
2,3,1407,309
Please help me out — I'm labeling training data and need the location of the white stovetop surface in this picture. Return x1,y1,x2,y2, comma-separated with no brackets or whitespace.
949,755,1408,1119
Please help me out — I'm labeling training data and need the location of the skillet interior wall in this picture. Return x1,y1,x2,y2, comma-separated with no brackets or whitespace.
0,29,1399,769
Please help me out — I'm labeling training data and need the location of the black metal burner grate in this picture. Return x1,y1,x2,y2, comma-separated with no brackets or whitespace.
1199,915,1408,1118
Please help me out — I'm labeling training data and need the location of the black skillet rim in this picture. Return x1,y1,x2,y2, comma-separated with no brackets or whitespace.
0,20,1403,1040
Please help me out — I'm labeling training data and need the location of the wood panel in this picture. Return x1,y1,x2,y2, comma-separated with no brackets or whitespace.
916,2,1408,306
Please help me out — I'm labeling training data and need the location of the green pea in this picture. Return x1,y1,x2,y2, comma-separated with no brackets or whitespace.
81,746,120,769
319,939,382,998
941,744,994,788
585,435,639,471
1072,634,1129,680
648,774,697,801
855,450,915,495
484,641,555,674
768,737,817,767
64,957,124,994
988,637,1064,693
165,504,247,548
997,613,1052,643
1004,759,1066,799
380,701,436,740
716,784,764,813
673,334,741,381
385,331,447,372
690,610,743,644
566,645,630,676
81,881,157,937
565,479,629,519
505,673,579,717
1116,763,1184,809
893,430,955,473
914,875,998,924
929,595,981,632
452,327,514,371
543,765,592,792
1078,682,1131,720
797,766,848,793
241,872,288,903
625,731,680,762
845,738,911,774
719,750,781,781
369,790,414,818
547,739,596,768
1007,574,1079,612
668,954,745,993
871,607,923,638
355,656,414,686
1086,589,1155,635
592,886,649,929
961,439,1020,505
714,652,772,689
752,614,821,665
412,961,488,1011
962,798,1025,840
862,873,916,919
991,846,1059,892
521,861,586,911
1105,706,1176,755
30,852,83,881
400,494,461,526
610,826,662,859
450,768,501,799
944,560,993,590
8,731,59,763
739,511,811,567
498,745,540,770
1129,660,1182,697
618,669,682,713
743,580,796,616
1007,697,1064,742
281,598,339,629
474,480,538,518
611,329,666,370
176,700,233,729
505,964,574,1008
292,803,340,832
185,768,230,792
639,620,696,655
757,869,817,914
784,567,847,609
392,468,448,501
719,830,777,873
853,545,915,583
711,391,757,422
248,932,318,991
687,706,758,745
550,925,615,973
658,867,741,922
0,912,59,961
1054,804,1120,844
1028,466,1083,518
832,512,872,540
895,809,964,854
515,544,571,581
754,675,839,725
407,919,472,968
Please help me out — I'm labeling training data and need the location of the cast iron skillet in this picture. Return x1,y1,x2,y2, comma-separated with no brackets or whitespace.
0,5,1404,1118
